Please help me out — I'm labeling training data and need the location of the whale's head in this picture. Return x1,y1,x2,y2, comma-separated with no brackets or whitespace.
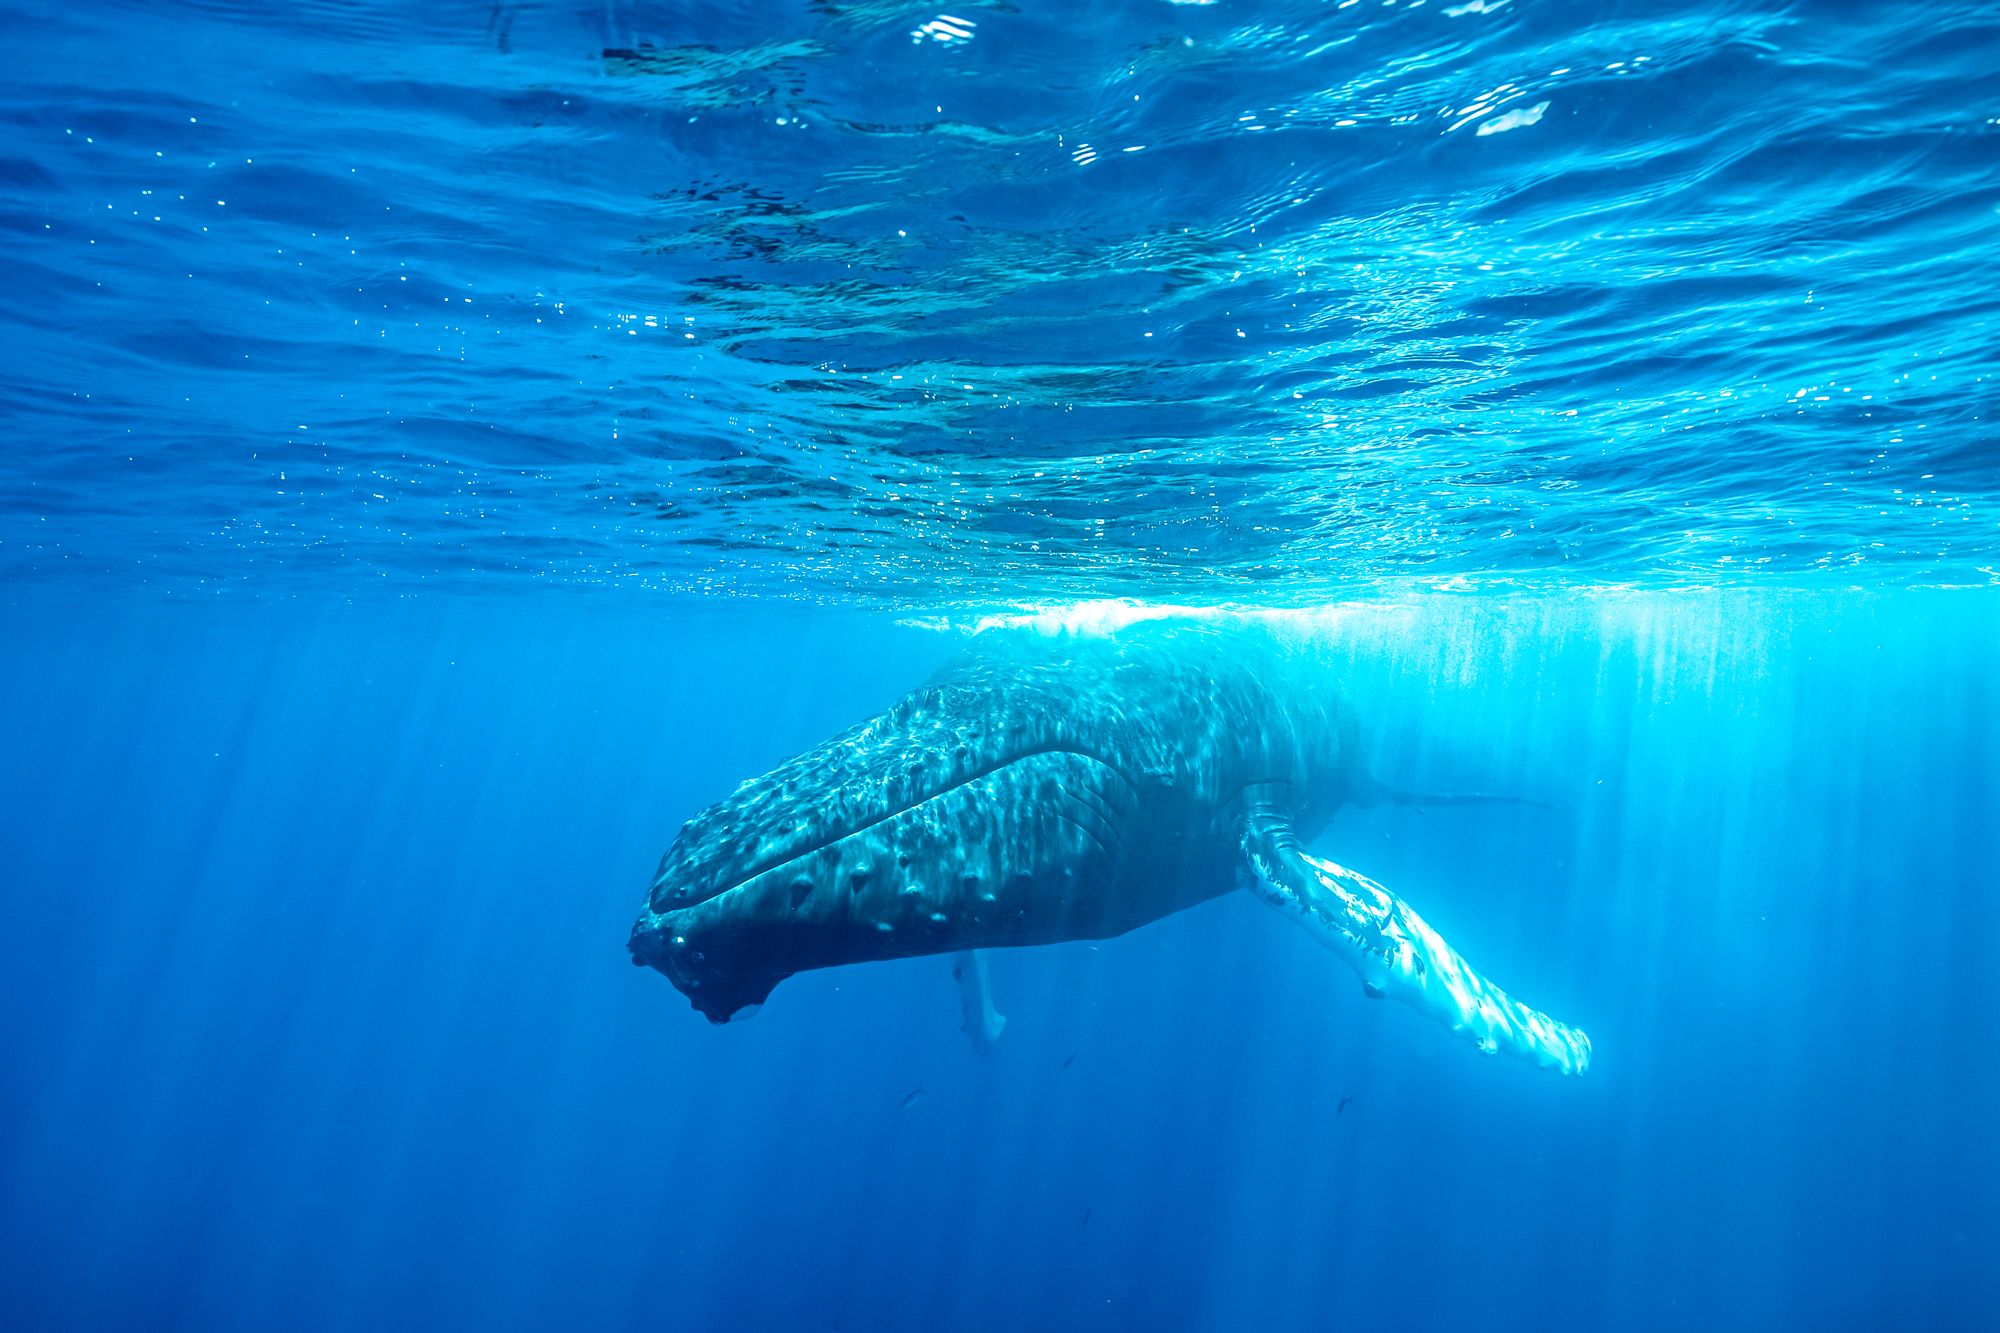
628,632,1360,1020
627,671,1148,1020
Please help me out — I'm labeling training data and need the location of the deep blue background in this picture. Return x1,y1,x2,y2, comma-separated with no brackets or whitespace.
3,593,1994,1330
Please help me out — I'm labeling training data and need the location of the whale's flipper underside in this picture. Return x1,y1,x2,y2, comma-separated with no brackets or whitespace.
1240,812,1592,1075
952,950,1007,1052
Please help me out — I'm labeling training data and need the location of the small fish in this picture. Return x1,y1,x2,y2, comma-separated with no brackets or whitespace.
1337,1096,1354,1115
1061,1051,1078,1070
1081,1207,1092,1228
900,1087,926,1110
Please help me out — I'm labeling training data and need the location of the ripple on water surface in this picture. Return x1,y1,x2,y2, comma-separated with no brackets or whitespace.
0,0,1995,605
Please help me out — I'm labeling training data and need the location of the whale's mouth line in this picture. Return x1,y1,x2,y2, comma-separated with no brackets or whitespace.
662,743,1121,900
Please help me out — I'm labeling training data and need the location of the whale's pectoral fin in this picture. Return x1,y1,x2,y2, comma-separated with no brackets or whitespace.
1238,810,1591,1075
951,950,1007,1053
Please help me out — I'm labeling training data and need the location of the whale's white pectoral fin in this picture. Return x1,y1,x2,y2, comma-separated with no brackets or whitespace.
952,950,1007,1053
1240,815,1591,1075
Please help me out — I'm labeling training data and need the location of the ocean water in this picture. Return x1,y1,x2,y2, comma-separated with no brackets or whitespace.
2,1,1998,1330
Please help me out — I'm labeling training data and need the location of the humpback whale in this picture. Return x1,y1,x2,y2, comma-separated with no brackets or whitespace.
628,624,1591,1075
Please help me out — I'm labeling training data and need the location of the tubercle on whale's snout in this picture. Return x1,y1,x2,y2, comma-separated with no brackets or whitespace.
626,910,682,987
629,909,788,1023
647,825,721,913
626,906,703,994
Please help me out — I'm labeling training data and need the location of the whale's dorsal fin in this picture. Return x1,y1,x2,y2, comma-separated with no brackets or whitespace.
1237,807,1591,1075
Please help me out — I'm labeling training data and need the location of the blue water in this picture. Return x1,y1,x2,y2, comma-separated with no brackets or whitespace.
3,0,1999,1329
